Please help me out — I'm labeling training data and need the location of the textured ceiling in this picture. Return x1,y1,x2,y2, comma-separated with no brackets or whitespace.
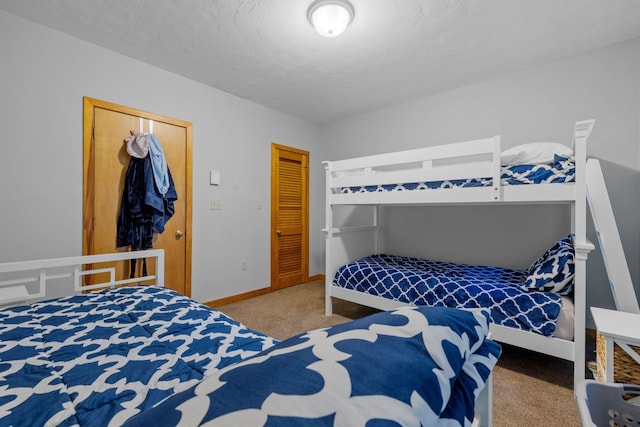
2,0,640,124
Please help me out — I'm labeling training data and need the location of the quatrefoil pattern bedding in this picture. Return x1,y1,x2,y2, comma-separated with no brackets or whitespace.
341,155,574,193
522,235,575,295
122,306,501,427
333,254,565,336
0,286,276,426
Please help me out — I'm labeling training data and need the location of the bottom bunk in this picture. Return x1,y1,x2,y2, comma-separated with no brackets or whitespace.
327,235,580,362
0,250,499,427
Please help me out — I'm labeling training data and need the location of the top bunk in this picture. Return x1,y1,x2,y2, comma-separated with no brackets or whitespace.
323,119,595,206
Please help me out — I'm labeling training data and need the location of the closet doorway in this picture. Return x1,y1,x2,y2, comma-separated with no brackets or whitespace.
82,97,193,296
271,144,309,289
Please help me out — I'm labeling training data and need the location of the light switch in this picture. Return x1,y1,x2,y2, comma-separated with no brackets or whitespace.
210,170,220,186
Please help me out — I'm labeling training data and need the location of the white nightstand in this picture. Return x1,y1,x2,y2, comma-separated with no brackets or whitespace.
591,306,640,382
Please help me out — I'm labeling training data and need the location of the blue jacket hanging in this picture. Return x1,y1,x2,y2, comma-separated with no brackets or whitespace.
117,144,177,250
147,133,170,196
143,152,177,234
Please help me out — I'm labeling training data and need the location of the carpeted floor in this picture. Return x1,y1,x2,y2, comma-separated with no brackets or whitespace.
217,280,586,427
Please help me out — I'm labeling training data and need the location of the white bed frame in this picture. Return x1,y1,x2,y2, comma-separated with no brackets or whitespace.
323,120,597,392
0,249,164,307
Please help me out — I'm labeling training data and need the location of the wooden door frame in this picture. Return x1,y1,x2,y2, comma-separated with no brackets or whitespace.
82,96,193,295
270,143,309,289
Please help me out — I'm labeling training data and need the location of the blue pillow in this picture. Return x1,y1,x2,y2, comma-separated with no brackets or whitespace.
522,235,574,295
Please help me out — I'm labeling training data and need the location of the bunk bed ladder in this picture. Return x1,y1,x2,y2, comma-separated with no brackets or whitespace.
585,159,640,313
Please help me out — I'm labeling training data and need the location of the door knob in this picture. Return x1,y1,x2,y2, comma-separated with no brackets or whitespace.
175,230,184,238
276,229,281,236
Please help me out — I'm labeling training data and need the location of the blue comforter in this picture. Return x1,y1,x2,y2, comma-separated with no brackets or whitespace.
1,287,501,427
122,306,501,427
0,286,276,426
341,155,574,193
334,254,564,336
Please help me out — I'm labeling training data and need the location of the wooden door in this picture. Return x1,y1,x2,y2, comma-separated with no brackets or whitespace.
271,144,309,289
83,97,192,295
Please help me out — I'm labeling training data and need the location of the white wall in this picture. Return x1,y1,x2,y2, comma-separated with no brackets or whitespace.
2,8,639,323
0,10,323,303
322,39,640,326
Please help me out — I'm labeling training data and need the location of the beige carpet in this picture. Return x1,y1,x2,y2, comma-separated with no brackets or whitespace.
217,281,584,427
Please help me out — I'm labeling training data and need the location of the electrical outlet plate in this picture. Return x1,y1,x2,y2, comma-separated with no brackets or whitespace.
210,170,220,185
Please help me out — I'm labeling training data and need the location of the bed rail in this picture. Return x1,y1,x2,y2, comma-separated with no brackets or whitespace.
0,249,164,307
323,135,502,203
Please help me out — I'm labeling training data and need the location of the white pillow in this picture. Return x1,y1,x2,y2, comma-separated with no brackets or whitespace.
501,142,573,165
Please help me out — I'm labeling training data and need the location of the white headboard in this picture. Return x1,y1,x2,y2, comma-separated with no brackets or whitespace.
0,249,164,307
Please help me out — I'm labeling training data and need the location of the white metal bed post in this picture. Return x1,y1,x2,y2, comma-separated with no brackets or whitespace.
572,119,596,391
323,161,334,316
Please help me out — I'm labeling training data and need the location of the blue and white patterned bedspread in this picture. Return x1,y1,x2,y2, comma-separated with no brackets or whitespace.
122,305,501,427
334,254,563,336
341,156,574,193
0,286,276,426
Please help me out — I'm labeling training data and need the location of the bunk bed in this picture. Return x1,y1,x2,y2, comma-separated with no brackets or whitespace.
0,249,500,427
323,119,597,391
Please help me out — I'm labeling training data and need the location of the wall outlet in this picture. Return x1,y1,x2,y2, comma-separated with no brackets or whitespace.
241,260,247,270
210,199,222,210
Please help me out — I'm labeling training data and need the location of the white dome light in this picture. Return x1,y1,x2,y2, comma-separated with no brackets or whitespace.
307,0,355,38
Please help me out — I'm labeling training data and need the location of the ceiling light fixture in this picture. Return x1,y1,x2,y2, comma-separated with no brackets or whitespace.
307,0,355,38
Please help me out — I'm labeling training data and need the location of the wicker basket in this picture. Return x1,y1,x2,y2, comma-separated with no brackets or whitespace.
596,332,640,384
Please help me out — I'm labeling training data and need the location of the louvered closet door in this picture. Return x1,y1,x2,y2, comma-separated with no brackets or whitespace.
271,144,309,289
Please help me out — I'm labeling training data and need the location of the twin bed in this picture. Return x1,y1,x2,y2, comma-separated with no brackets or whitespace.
323,119,597,391
0,250,499,426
